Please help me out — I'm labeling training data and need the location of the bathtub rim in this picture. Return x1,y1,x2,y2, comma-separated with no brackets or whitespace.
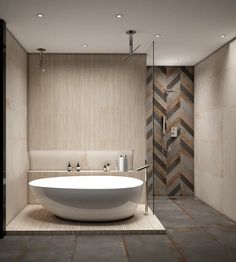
29,175,144,190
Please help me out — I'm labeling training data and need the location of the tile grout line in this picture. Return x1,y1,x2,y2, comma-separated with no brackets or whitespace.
70,236,77,262
167,233,186,262
200,226,236,257
122,236,129,258
171,199,196,220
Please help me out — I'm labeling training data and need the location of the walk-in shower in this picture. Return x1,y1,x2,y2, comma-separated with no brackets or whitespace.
146,41,194,196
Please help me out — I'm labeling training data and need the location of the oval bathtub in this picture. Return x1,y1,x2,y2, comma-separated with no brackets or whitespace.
29,176,143,222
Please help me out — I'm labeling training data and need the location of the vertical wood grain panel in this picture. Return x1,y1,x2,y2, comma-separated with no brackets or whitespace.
28,54,146,168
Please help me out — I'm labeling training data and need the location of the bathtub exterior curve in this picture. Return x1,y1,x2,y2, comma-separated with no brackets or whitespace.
29,176,143,222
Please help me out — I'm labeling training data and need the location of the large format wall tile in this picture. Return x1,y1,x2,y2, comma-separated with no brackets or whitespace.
195,38,236,222
194,170,223,215
195,141,222,177
195,110,222,143
223,107,236,143
194,77,223,113
6,31,27,224
222,67,236,107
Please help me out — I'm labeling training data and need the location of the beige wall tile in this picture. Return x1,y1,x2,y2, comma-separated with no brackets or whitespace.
194,170,223,213
6,31,28,224
223,142,236,180
222,67,236,107
195,141,222,177
223,107,236,143
6,98,27,141
194,38,236,222
195,109,222,143
222,176,236,221
194,77,223,113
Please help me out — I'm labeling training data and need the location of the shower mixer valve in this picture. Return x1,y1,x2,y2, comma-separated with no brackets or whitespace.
171,127,178,137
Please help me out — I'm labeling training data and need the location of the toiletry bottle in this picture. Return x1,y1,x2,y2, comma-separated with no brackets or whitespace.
124,155,128,172
67,162,72,172
76,162,80,172
119,155,124,171
103,165,107,172
106,163,110,172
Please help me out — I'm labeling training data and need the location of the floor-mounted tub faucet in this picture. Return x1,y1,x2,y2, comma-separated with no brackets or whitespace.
136,164,150,215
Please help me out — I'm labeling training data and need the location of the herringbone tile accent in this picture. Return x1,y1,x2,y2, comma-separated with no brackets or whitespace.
146,66,194,196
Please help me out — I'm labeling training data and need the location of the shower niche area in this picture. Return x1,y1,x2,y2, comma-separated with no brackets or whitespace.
146,41,194,197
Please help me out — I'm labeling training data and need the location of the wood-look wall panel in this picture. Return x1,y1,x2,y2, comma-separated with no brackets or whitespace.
28,54,146,168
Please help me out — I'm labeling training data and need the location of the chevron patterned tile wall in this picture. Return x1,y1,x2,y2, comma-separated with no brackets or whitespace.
146,66,194,196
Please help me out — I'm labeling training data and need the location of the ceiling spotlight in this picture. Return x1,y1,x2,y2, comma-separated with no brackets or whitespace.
219,34,226,38
82,44,88,48
37,13,45,18
155,34,161,38
116,13,124,18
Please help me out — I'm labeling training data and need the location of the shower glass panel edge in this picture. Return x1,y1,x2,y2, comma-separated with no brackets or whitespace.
146,41,155,214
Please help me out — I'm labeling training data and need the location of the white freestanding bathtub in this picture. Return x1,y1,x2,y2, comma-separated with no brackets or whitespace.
29,176,143,222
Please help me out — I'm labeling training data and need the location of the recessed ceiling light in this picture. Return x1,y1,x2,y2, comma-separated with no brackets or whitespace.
116,13,124,18
82,44,88,48
219,34,226,38
155,34,161,38
37,13,45,18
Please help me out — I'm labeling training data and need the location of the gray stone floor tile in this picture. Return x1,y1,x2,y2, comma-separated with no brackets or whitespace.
27,235,76,249
0,235,30,250
168,228,235,262
72,235,128,262
206,228,236,253
173,198,236,227
123,235,182,262
0,249,22,260
20,248,73,262
154,199,199,229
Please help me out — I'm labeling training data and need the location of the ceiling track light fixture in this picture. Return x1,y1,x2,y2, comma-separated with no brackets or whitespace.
37,48,46,72
122,30,141,63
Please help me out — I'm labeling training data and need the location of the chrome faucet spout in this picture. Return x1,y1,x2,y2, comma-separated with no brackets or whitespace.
136,165,149,171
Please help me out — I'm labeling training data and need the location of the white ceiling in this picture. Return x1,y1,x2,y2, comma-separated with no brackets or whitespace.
0,0,236,65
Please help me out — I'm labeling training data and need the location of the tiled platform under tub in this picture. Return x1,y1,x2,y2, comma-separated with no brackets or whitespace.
7,204,166,235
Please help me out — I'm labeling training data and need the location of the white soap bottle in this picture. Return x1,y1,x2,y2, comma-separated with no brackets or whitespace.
119,155,124,171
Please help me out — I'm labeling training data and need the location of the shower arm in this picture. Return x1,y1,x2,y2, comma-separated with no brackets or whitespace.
136,164,149,215
121,30,141,63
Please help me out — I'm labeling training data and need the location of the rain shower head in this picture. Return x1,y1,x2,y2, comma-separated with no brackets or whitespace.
121,30,141,62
